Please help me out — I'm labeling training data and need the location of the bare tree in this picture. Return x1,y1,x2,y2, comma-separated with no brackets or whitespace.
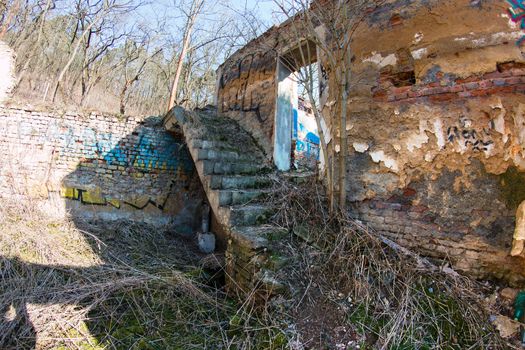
51,0,137,103
167,0,205,111
274,0,384,210
1,0,268,114
118,38,162,114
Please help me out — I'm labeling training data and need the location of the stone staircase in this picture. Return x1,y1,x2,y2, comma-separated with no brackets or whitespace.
163,106,287,296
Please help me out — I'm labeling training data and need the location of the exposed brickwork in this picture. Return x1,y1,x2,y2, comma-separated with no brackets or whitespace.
350,196,525,285
373,68,525,104
0,105,203,229
218,0,525,285
335,1,525,285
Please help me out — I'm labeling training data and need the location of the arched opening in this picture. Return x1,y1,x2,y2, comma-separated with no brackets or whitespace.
274,40,320,171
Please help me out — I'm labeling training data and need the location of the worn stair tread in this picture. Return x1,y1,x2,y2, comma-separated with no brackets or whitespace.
223,204,274,226
195,148,265,163
217,188,270,206
228,203,272,212
187,135,264,158
185,125,261,144
209,175,273,190
201,160,271,175
230,225,286,249
189,138,255,153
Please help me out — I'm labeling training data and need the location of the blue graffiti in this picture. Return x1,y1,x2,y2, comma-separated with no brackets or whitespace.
55,122,193,173
293,107,320,165
100,132,192,172
508,0,525,46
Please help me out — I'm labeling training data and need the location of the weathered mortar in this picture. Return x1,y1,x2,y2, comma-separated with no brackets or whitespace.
216,18,310,157
335,0,525,285
0,105,204,231
218,0,525,285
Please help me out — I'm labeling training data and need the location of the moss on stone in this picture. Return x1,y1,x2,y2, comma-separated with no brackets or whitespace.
499,166,525,210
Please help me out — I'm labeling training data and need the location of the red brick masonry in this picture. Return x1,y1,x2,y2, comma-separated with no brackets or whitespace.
373,64,525,104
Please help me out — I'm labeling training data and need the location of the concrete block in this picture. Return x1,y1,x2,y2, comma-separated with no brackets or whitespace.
198,232,216,253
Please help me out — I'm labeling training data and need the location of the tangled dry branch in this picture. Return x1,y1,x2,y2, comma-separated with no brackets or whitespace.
264,173,512,349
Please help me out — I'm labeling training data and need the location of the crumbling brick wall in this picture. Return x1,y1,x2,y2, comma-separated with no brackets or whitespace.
0,105,203,231
335,0,525,285
217,20,304,157
218,0,525,285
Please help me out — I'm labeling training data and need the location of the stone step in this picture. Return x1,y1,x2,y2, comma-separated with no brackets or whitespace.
193,113,238,126
219,204,274,227
185,128,260,151
209,175,272,190
217,189,269,206
190,139,240,152
195,148,262,163
201,160,271,176
191,135,258,152
229,225,287,250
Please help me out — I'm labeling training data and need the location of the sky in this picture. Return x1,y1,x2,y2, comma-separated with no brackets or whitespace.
247,0,283,25
127,0,284,62
135,0,282,33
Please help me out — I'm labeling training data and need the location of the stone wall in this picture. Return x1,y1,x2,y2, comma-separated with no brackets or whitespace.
0,105,204,231
219,0,525,285
217,19,306,157
217,40,278,156
336,0,525,285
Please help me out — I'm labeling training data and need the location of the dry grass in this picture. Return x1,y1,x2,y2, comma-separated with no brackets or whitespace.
0,175,518,349
0,198,289,349
264,174,513,349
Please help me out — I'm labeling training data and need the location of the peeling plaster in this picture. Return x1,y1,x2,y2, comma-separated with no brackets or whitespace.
502,13,519,29
406,120,430,152
411,47,428,60
513,104,525,159
353,142,369,153
413,32,424,44
362,52,397,68
424,152,435,162
370,150,399,172
433,118,446,150
491,99,509,143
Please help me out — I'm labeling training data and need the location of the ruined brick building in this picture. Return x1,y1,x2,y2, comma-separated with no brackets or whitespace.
215,0,525,285
3,0,525,292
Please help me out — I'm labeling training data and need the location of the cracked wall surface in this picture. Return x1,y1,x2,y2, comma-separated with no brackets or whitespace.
340,0,525,285
217,18,308,157
219,0,525,285
0,106,204,232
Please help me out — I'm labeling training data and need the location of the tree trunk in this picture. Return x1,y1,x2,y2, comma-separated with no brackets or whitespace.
168,34,191,111
119,82,130,115
338,79,348,211
305,86,333,208
51,11,101,103
167,0,204,112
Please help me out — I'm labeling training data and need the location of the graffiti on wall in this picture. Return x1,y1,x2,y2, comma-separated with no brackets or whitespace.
56,121,192,173
101,134,188,172
508,0,525,46
293,99,320,169
61,174,189,211
219,52,275,124
0,108,204,231
446,117,495,153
